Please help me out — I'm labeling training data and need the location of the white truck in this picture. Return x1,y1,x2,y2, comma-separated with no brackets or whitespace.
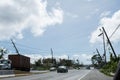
0,59,11,70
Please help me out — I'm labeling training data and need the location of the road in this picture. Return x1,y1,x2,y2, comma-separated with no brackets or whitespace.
81,69,113,80
2,69,113,80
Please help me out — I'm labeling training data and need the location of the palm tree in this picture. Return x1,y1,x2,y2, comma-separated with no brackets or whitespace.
91,54,104,68
0,47,8,59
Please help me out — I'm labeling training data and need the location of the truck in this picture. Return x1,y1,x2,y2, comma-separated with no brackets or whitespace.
8,54,30,71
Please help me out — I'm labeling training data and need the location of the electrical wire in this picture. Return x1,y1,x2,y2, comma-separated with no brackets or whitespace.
109,24,120,39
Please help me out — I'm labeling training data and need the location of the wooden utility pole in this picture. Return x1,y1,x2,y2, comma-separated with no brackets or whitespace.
96,48,102,61
11,39,19,55
51,48,54,64
102,27,117,59
68,55,69,60
98,29,106,64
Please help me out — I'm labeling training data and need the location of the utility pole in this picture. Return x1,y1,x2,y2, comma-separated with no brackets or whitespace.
96,48,102,61
98,29,106,64
68,55,69,60
102,27,117,59
11,39,19,55
51,48,54,64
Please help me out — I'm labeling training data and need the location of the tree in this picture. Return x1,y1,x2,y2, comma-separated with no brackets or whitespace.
91,54,104,68
35,59,42,66
0,47,8,59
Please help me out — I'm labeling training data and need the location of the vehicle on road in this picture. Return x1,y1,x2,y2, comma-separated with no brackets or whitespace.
86,66,90,69
9,54,30,71
0,59,11,70
49,67,56,71
57,66,68,73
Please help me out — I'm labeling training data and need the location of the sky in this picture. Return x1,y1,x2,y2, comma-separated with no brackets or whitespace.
0,0,120,64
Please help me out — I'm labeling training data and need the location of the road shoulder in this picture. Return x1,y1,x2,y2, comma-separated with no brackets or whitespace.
80,69,113,80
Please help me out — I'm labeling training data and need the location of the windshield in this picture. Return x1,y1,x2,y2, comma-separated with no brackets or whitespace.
58,66,66,68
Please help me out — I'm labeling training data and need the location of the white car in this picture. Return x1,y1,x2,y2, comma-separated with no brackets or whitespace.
49,67,56,71
0,59,11,70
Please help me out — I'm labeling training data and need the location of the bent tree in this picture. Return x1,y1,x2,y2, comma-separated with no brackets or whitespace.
0,47,8,59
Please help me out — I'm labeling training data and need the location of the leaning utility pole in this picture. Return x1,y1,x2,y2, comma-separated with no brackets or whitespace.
11,39,19,55
96,48,102,61
102,27,117,59
98,29,106,64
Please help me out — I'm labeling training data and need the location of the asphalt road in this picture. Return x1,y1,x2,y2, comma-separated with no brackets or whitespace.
81,69,113,80
1,69,113,80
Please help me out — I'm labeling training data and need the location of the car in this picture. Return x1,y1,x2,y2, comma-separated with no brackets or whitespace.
0,59,11,70
86,66,90,69
57,66,68,73
49,67,56,71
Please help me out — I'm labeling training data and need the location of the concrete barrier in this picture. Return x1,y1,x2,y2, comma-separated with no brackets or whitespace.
0,70,15,78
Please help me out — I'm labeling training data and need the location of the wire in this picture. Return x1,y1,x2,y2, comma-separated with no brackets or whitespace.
0,40,93,54
109,24,120,39
0,41,48,52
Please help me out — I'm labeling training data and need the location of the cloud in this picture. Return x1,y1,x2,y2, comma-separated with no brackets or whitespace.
26,53,92,64
66,12,79,18
5,52,92,64
100,11,111,18
73,53,92,64
90,10,120,43
0,0,63,40
86,0,93,2
24,54,68,63
24,54,43,63
85,9,99,19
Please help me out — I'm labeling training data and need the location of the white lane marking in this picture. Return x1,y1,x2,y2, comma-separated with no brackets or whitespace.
0,74,15,78
78,70,91,80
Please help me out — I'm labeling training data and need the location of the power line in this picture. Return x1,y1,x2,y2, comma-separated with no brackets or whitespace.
0,41,48,52
15,43,48,51
0,41,93,54
109,24,120,39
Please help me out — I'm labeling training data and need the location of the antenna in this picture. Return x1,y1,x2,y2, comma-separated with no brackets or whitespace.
11,39,20,55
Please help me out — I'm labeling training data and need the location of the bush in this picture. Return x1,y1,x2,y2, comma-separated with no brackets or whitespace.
100,60,118,76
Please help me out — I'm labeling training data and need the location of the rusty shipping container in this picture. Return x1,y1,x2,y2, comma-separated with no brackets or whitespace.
8,54,30,71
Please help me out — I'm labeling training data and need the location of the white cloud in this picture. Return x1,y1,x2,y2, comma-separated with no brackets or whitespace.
100,11,111,18
89,9,99,15
66,12,79,18
24,54,43,64
0,0,63,40
73,53,93,64
85,9,99,19
57,55,68,59
87,0,93,2
24,54,68,63
90,10,120,43
5,53,92,64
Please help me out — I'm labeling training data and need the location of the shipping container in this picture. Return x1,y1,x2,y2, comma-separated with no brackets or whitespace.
8,54,30,71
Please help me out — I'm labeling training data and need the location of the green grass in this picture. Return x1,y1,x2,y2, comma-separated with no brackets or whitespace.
100,60,118,76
